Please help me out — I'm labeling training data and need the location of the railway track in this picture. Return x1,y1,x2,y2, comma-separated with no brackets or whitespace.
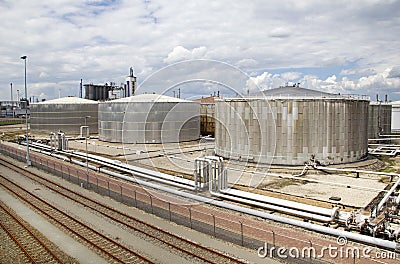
0,168,154,263
0,201,73,264
0,157,247,264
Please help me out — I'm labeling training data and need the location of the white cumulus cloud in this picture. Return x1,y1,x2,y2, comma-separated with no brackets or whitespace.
164,46,207,63
247,67,400,99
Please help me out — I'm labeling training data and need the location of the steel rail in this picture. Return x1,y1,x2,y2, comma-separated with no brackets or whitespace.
0,157,246,264
0,221,37,264
0,174,154,264
0,202,65,263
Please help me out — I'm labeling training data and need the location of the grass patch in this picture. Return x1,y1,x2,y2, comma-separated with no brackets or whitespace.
0,131,25,141
377,156,397,173
0,120,24,126
378,156,396,166
379,167,397,173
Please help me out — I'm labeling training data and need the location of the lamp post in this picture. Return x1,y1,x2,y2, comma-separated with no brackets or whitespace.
84,116,91,187
10,83,14,118
21,55,31,166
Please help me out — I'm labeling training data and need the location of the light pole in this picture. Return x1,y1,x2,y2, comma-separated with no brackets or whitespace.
21,55,31,166
10,83,14,118
84,116,91,187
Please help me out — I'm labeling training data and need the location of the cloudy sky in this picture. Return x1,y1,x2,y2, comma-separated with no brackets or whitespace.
1,0,399,102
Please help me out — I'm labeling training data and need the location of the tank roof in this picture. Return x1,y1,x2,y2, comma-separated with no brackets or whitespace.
370,101,392,105
32,96,98,105
219,86,369,101
390,100,400,106
101,93,196,103
257,86,339,98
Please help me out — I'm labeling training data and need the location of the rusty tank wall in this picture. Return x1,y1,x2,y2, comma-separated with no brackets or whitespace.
368,103,392,139
200,103,215,137
30,98,98,136
215,98,369,165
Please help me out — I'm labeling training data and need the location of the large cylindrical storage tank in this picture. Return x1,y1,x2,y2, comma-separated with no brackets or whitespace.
390,101,400,132
215,87,369,165
30,97,98,135
99,94,200,143
368,102,392,138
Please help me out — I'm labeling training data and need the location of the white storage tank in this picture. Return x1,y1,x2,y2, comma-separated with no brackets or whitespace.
99,94,200,143
390,101,400,132
30,97,98,136
215,86,369,165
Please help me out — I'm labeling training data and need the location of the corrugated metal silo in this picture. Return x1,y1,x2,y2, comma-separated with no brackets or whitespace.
99,94,200,143
30,97,98,135
215,86,369,165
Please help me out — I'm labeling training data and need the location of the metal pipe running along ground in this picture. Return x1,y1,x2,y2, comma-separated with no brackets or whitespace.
70,150,198,190
27,142,198,191
198,156,339,222
219,188,339,222
314,164,400,216
101,163,400,252
9,142,400,251
27,143,339,223
377,176,400,214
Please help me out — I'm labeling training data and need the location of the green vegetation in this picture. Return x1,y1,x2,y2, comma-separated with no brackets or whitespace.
378,156,396,166
0,118,25,126
377,156,399,174
0,131,24,141
380,166,397,173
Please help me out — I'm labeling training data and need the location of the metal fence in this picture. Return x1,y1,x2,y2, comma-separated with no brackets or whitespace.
1,143,396,264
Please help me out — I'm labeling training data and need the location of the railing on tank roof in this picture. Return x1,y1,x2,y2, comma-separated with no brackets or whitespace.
339,94,370,100
231,93,371,101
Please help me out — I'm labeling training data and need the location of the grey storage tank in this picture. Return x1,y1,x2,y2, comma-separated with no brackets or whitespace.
99,94,200,143
368,102,392,139
215,86,369,165
30,97,98,136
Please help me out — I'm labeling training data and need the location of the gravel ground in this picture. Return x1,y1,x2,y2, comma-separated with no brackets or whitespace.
273,173,387,208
